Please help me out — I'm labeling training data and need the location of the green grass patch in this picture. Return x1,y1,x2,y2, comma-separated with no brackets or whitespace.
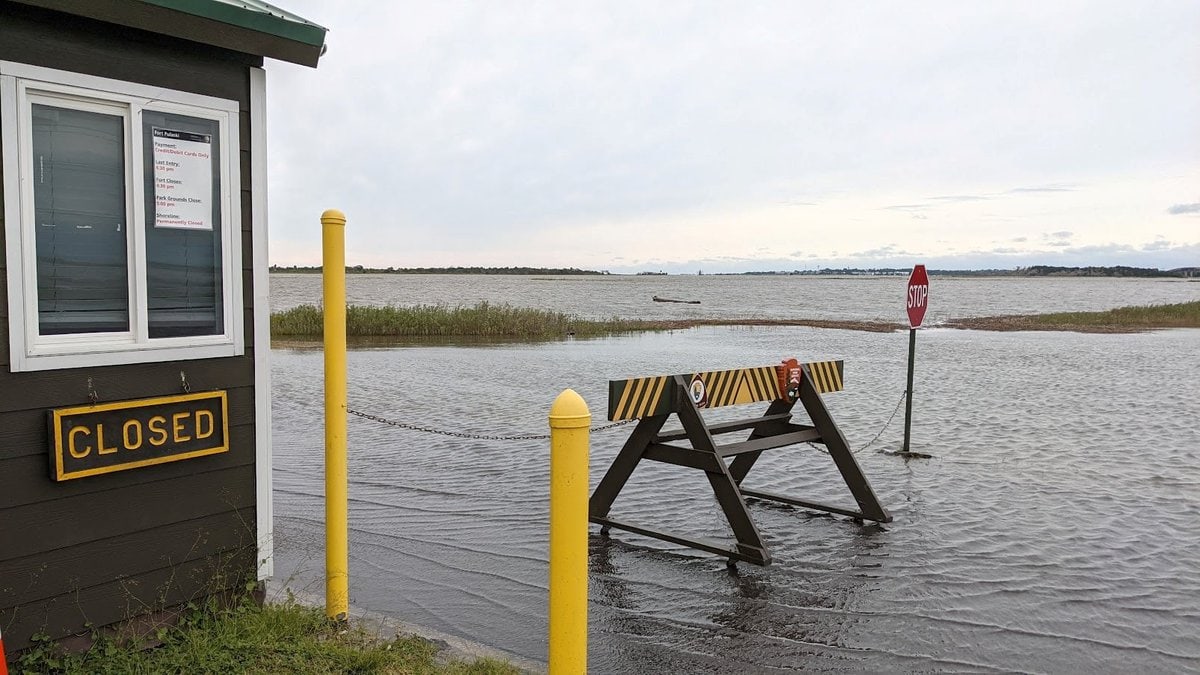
15,595,519,675
270,302,910,340
270,299,1200,340
271,301,665,339
948,300,1200,332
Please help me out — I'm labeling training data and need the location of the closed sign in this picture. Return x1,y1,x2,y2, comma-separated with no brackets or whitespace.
49,391,228,481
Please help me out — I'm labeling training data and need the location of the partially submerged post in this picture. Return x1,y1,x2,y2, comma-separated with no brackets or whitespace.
548,389,590,673
323,209,349,620
902,264,929,454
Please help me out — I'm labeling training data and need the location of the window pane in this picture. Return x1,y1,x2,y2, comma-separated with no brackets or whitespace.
142,111,223,338
32,104,130,335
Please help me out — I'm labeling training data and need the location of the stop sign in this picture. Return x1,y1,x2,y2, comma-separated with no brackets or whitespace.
906,264,929,328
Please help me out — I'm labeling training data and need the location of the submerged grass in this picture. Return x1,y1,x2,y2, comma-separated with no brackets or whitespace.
15,594,519,675
270,302,905,340
270,300,1200,340
271,301,664,338
947,300,1200,333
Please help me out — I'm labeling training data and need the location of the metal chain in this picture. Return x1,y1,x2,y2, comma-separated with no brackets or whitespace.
856,390,908,454
346,406,635,441
805,390,908,455
349,390,907,450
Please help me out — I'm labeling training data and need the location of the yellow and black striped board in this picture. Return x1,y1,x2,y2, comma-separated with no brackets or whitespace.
608,375,672,422
690,366,778,409
608,360,844,420
805,359,844,394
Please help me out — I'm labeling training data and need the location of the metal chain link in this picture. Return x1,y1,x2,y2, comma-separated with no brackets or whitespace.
346,406,635,441
349,390,908,452
805,390,907,455
856,390,908,454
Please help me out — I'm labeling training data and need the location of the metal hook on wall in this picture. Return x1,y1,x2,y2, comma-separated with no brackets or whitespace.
180,370,191,394
87,377,99,405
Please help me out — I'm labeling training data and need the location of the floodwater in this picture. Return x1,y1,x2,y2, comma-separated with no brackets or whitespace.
269,272,1200,323
270,275,1200,672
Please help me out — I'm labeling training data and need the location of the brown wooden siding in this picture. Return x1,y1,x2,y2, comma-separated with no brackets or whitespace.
1,1,265,654
1,509,256,610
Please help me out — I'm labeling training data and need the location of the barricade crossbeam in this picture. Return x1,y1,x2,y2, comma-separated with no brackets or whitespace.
590,359,891,566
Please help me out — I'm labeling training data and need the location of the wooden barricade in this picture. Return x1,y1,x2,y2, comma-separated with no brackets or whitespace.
590,358,891,565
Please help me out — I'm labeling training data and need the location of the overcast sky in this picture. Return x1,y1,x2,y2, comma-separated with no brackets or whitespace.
263,2,1199,273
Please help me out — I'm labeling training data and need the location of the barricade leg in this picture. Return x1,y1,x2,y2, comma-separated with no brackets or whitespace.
589,414,668,521
797,366,891,523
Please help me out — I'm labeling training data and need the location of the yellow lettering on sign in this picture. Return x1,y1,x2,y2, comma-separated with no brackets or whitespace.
195,409,214,439
148,416,168,446
123,419,143,450
172,412,191,442
68,426,92,458
97,424,119,455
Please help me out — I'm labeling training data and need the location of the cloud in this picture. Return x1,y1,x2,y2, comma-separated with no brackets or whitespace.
1043,230,1073,240
1006,185,1076,194
928,194,989,202
1011,237,1028,243
262,2,1200,271
636,241,1200,274
852,245,898,257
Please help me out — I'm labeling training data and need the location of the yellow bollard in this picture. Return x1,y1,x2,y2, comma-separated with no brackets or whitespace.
548,389,590,674
322,209,349,621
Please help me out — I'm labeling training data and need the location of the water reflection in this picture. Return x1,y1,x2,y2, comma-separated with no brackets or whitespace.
584,513,899,671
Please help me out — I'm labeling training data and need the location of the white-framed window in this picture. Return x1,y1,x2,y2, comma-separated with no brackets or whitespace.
2,62,243,371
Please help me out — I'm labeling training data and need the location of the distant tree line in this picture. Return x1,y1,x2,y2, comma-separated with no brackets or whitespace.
739,266,1198,278
269,265,609,275
269,264,1197,277
1015,265,1196,278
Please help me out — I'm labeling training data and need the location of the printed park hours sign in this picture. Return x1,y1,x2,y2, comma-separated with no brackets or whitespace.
152,127,213,230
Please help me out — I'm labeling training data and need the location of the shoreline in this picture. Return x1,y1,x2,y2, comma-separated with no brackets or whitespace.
941,317,1148,333
271,314,1198,346
270,301,1199,341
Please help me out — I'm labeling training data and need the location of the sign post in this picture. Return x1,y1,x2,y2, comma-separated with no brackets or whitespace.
903,264,929,453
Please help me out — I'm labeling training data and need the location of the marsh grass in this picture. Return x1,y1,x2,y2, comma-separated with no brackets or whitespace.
270,300,1200,340
270,302,909,341
947,300,1200,332
271,301,664,338
15,593,518,675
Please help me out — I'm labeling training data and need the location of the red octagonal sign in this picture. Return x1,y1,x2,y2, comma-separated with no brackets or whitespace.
906,264,930,328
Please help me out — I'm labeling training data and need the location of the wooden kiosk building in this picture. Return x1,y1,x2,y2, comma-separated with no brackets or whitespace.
0,0,325,659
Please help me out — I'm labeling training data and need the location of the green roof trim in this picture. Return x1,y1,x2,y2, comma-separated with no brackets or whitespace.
11,0,328,66
140,0,326,48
